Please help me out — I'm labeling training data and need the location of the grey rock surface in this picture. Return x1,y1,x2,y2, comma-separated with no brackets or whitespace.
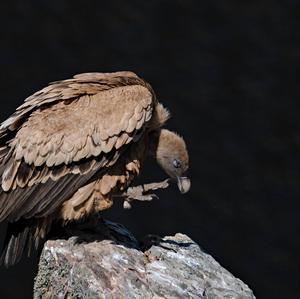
34,219,255,299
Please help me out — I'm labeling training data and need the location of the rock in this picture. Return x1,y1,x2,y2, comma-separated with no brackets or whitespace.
34,218,255,299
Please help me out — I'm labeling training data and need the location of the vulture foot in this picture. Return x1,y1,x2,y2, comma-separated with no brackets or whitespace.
119,179,171,209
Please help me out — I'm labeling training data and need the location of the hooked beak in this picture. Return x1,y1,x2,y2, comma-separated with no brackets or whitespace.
176,176,191,194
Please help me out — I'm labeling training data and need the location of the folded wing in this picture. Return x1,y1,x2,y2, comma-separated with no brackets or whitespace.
0,73,154,222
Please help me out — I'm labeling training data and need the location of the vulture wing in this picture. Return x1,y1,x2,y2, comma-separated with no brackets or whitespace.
0,72,154,222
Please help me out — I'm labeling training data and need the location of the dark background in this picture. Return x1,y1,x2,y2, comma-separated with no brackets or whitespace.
0,0,299,298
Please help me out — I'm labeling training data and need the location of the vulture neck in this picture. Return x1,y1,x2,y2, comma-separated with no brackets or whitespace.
148,128,169,168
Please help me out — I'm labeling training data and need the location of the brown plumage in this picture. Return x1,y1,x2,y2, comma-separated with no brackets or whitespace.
0,71,190,266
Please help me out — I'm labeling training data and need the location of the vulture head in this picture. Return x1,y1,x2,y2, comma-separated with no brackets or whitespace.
152,129,191,194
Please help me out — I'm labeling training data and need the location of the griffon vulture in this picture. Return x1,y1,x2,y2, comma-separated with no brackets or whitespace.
0,71,190,266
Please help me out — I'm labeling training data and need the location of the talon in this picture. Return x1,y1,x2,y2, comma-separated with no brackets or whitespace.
149,194,159,200
123,200,132,209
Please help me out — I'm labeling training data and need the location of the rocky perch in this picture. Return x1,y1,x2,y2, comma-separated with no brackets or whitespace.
34,218,255,299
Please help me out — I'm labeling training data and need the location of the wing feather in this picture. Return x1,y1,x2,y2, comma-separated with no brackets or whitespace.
0,72,155,223
0,71,154,138
11,85,152,169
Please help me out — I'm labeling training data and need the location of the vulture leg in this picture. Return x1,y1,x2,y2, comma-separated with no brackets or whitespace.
115,179,171,209
139,179,170,192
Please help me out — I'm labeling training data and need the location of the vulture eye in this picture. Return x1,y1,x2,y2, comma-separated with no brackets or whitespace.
173,159,181,168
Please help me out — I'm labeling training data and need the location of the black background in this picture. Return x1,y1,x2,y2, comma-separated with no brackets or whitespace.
0,1,299,298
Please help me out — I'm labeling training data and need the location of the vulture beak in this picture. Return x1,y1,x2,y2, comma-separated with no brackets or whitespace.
176,176,191,194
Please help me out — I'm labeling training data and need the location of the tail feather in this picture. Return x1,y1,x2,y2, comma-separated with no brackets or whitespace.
0,217,51,267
